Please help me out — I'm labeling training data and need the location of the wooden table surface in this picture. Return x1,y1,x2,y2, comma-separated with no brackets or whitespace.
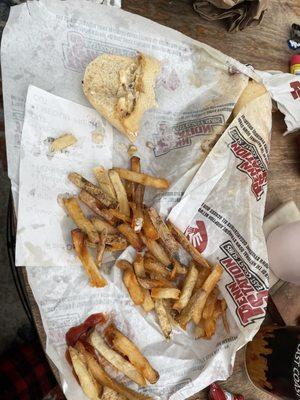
22,1,300,399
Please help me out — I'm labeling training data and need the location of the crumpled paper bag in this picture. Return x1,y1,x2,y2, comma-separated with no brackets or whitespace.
193,0,270,32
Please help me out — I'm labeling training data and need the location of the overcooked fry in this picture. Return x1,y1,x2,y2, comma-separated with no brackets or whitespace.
71,229,107,288
68,346,101,399
148,208,179,258
113,168,170,190
50,133,77,152
89,330,146,387
144,256,170,279
104,324,159,384
150,288,181,300
68,172,118,208
108,170,130,217
78,343,151,400
93,166,116,199
140,235,171,266
204,317,216,339
64,197,99,243
116,260,133,271
166,220,210,269
96,229,107,268
78,190,116,225
177,288,207,329
142,208,159,240
123,268,145,305
194,320,205,339
173,262,198,311
92,217,118,235
105,234,128,251
154,299,172,339
202,289,218,320
117,223,143,250
138,277,174,289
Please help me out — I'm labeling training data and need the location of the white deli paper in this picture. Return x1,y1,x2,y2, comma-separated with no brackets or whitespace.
1,1,275,399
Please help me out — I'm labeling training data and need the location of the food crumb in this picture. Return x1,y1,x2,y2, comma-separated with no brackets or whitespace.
146,141,155,149
50,133,77,152
91,128,104,144
127,144,138,156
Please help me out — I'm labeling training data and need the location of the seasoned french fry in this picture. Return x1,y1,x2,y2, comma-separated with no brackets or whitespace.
151,288,181,300
105,234,127,249
89,330,146,387
123,268,145,305
72,229,107,288
133,253,154,312
104,324,159,384
68,172,118,208
78,190,116,225
144,256,170,279
173,262,198,311
64,197,99,243
79,342,151,400
93,166,116,199
166,220,210,269
96,229,107,268
130,202,144,233
148,208,179,258
202,289,218,320
116,260,134,271
68,346,101,399
154,299,172,339
142,208,160,240
169,258,187,280
194,320,205,339
117,223,143,250
108,170,130,217
105,208,131,224
50,133,77,152
204,317,216,339
101,387,126,400
138,277,174,289
113,168,170,190
140,234,171,266
193,267,211,292
177,288,207,329
163,299,178,327
92,217,118,235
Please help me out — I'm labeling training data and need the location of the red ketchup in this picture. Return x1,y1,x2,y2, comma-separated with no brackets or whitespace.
209,383,244,400
66,313,107,347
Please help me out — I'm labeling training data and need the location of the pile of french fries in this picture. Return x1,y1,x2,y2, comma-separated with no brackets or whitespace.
63,156,229,340
68,322,158,399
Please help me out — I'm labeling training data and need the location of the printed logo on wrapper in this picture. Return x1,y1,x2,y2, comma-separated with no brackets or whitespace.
220,241,268,326
290,81,300,100
229,127,268,201
185,220,208,253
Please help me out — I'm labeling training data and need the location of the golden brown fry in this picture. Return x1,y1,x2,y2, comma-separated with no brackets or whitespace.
108,170,130,217
204,317,216,339
150,288,181,300
144,256,170,279
72,229,107,288
68,346,101,399
68,172,118,208
173,262,198,311
50,133,77,152
166,220,210,268
105,234,127,249
154,299,172,339
113,168,170,190
193,267,211,292
117,223,143,250
105,208,131,224
125,156,140,201
140,234,171,266
116,260,134,271
123,268,145,305
138,277,174,289
64,197,99,243
104,324,159,384
148,208,179,258
96,229,107,268
89,330,146,387
169,258,187,280
194,320,205,339
142,208,160,240
93,166,116,199
202,289,218,320
130,202,144,233
132,162,144,232
101,387,126,400
177,288,207,329
163,299,178,328
78,190,116,225
142,291,155,312
79,342,151,400
92,217,118,235
133,252,145,278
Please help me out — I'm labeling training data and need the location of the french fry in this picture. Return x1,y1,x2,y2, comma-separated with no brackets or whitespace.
163,299,179,327
173,262,198,311
117,223,143,250
148,208,179,258
204,317,216,339
108,170,130,217
104,324,159,384
93,166,116,199
138,277,174,289
96,229,107,268
177,288,207,329
144,256,170,279
92,217,118,235
64,197,99,243
218,298,230,333
131,159,144,232
125,156,140,201
89,330,146,387
133,253,154,312
142,291,155,312
71,229,107,288
166,220,210,269
78,342,151,400
202,289,218,320
123,268,145,305
142,208,159,240
130,202,144,233
154,299,172,339
101,387,126,400
169,258,187,280
68,172,118,208
105,208,131,224
193,267,211,292
116,260,133,271
150,288,181,300
68,346,102,399
105,234,127,247
140,234,171,266
50,133,77,152
113,168,170,190
78,190,116,225
194,320,205,339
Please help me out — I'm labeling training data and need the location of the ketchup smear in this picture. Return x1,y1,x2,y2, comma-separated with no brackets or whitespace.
66,313,107,347
209,383,244,400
